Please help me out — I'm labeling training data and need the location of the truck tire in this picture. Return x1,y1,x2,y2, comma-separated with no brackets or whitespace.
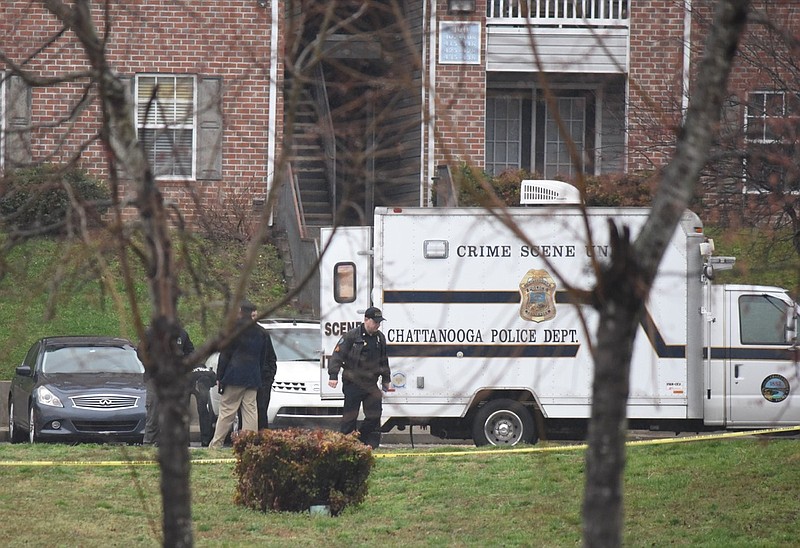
472,399,536,446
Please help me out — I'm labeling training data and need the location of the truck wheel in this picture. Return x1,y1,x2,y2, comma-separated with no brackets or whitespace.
8,400,25,444
472,399,536,447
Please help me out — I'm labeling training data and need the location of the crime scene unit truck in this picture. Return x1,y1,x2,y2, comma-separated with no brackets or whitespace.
320,180,800,446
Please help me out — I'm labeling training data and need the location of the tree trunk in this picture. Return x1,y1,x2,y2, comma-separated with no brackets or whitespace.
44,2,197,545
156,362,194,548
582,224,642,547
582,2,751,546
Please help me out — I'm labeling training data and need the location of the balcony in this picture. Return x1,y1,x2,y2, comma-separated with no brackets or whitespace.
486,0,629,73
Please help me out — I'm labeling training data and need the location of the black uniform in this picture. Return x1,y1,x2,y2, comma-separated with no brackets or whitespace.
189,366,216,446
328,322,391,448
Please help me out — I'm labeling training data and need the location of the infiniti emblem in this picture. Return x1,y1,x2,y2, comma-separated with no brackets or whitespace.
99,398,113,406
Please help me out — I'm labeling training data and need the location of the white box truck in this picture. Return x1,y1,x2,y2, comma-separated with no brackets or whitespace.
320,183,800,446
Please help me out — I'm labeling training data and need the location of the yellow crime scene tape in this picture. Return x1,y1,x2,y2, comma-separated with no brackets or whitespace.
0,425,798,467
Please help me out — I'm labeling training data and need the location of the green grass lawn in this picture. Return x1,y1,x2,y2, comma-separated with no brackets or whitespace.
1,230,799,546
0,436,798,546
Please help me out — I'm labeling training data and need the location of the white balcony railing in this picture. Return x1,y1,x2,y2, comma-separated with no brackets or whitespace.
488,0,629,26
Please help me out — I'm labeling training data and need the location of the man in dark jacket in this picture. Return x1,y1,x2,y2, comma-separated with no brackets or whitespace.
327,306,392,448
208,300,271,448
249,305,278,429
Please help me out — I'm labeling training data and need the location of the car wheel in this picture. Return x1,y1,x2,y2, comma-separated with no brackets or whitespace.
472,399,536,447
28,406,38,444
8,400,25,444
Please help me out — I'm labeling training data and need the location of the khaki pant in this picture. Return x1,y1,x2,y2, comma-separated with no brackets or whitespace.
209,385,258,448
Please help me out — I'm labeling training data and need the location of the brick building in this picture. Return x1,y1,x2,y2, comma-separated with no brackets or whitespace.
2,1,799,266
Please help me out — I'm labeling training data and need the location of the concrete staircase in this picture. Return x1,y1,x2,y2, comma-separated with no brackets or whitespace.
289,87,334,231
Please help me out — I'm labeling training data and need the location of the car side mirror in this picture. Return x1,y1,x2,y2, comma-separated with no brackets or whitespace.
15,365,32,377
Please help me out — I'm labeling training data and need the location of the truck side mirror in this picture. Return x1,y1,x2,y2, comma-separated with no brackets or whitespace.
785,308,798,344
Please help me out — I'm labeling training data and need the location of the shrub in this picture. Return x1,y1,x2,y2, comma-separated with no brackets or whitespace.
232,428,375,516
456,165,543,207
0,164,109,233
454,167,657,208
197,178,264,242
582,172,656,206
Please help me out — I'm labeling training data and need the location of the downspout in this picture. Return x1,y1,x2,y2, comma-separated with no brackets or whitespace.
267,0,280,225
424,0,437,207
682,0,692,117
0,76,5,173
420,0,428,206
623,2,631,173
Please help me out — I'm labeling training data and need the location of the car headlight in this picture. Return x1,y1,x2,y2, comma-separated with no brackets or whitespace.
35,386,64,408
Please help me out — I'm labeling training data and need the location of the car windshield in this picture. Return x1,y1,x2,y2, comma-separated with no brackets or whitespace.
267,328,320,361
42,346,145,375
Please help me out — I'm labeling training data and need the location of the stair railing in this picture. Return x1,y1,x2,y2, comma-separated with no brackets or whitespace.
276,161,320,315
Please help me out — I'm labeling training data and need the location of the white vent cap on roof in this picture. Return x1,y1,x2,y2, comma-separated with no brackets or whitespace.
520,180,581,205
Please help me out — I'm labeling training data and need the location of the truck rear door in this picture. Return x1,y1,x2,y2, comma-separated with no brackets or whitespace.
319,226,373,400
726,288,800,425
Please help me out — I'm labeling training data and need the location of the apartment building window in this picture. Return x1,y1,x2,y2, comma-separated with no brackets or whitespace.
486,89,594,179
743,91,800,193
486,96,528,175
135,74,196,179
2,73,32,170
543,96,586,179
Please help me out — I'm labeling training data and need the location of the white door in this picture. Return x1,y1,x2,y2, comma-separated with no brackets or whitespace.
319,226,373,399
727,289,800,425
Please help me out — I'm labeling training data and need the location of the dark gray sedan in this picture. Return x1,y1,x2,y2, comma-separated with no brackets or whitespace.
7,336,146,444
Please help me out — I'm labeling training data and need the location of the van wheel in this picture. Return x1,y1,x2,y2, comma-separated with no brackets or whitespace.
8,400,25,444
472,399,536,447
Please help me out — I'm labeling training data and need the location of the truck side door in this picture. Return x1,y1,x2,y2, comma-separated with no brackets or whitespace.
319,226,373,400
726,290,800,425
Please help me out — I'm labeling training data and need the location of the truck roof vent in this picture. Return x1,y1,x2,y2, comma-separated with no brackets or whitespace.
520,180,581,206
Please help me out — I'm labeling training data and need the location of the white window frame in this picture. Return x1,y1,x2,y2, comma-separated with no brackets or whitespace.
486,94,525,176
743,90,800,194
543,95,586,179
134,74,197,180
485,84,599,179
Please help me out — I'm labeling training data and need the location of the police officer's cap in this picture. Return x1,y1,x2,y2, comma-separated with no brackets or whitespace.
364,306,385,322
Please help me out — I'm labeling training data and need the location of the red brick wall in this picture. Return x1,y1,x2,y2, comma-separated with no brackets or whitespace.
690,1,800,226
627,0,687,172
1,1,280,226
433,0,486,172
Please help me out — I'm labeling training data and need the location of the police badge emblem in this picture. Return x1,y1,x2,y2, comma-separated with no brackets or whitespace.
519,269,557,322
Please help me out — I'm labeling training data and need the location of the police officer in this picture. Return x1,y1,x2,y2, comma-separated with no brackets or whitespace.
327,306,392,448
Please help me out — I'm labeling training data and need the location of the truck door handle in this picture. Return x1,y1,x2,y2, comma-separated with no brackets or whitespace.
734,364,740,378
